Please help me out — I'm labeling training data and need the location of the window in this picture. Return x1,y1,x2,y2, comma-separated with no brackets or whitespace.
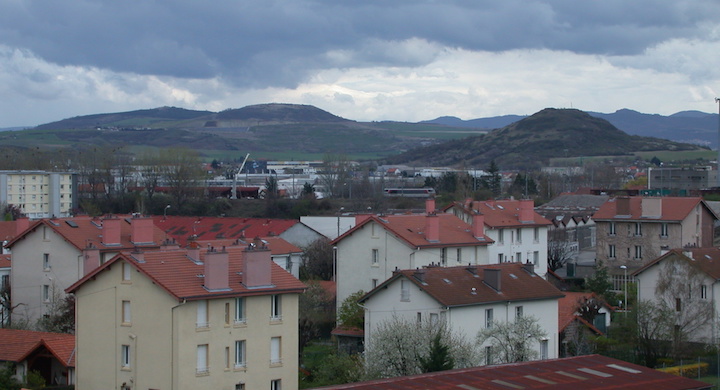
533,251,539,265
271,379,282,390
372,249,379,266
271,295,282,320
498,254,504,263
534,227,539,242
635,222,642,236
430,313,439,324
122,262,131,282
285,257,291,271
121,345,131,368
609,222,616,236
608,244,616,259
456,248,462,263
516,228,522,243
498,229,504,244
270,337,282,365
197,300,209,328
235,297,246,324
515,306,523,318
417,312,422,324
401,280,410,301
441,248,447,266
485,346,493,365
225,302,230,325
675,298,682,312
701,285,708,300
485,308,493,328
225,347,230,370
661,223,668,237
372,279,378,289
43,253,50,270
516,252,522,263
235,340,246,368
0,275,8,291
197,344,209,374
540,339,548,360
634,245,642,260
122,300,131,325
42,285,50,302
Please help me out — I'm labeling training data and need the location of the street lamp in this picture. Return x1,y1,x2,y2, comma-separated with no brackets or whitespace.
163,205,171,219
336,207,345,238
620,265,628,316
716,98,720,188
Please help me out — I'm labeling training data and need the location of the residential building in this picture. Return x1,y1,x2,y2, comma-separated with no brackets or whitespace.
0,171,77,219
0,328,75,386
633,248,720,344
332,199,493,308
309,354,711,390
67,239,305,390
535,193,608,251
558,292,613,357
444,199,551,275
593,196,718,286
360,263,563,363
5,214,164,324
647,166,717,192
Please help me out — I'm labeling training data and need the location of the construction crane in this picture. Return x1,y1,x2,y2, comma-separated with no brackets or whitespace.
231,153,250,199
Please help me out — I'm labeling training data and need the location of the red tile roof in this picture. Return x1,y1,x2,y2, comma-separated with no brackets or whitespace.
0,328,75,367
593,196,712,221
67,244,306,300
362,263,563,307
310,354,710,390
634,248,720,280
153,216,299,246
558,292,610,335
190,236,302,256
5,215,165,251
0,221,18,242
333,214,492,249
445,199,552,228
0,253,9,268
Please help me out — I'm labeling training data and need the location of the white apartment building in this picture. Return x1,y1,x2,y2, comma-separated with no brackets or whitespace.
0,171,77,218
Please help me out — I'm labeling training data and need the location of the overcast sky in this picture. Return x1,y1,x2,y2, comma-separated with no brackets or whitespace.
1,0,719,127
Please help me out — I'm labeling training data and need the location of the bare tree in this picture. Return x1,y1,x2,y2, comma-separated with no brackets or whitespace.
159,148,205,210
476,315,547,364
547,228,574,271
300,238,334,281
319,153,352,198
365,315,478,379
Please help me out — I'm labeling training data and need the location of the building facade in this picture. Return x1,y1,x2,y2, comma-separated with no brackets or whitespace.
67,241,305,390
0,171,77,219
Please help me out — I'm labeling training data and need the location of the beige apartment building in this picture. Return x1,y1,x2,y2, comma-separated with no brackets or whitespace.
67,240,305,390
0,171,77,218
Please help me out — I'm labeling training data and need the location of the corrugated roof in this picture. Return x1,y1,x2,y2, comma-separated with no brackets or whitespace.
0,328,75,367
333,214,493,249
362,263,563,307
593,197,708,221
310,354,711,390
67,243,306,300
152,216,299,246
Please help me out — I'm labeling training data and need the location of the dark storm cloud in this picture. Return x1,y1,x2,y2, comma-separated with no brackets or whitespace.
1,0,717,88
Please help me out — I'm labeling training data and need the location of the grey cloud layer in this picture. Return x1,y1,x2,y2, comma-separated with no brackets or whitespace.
1,0,717,89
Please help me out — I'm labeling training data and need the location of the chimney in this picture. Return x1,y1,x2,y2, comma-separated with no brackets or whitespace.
204,246,230,291
413,269,426,283
131,214,154,244
425,198,436,215
425,214,440,242
187,241,201,263
519,199,534,223
82,243,100,275
484,268,501,292
15,217,30,236
641,197,662,218
472,212,485,238
243,238,272,288
161,238,180,250
616,197,631,216
522,262,535,274
102,216,121,246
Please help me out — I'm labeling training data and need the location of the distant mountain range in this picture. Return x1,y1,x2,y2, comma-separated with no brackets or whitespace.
422,108,718,148
1,104,713,169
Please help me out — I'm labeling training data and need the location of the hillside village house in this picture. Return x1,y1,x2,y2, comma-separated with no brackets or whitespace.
5,214,165,324
0,171,78,219
558,292,613,357
444,199,551,276
360,263,564,364
593,196,718,288
633,248,720,344
67,239,305,390
331,199,494,308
